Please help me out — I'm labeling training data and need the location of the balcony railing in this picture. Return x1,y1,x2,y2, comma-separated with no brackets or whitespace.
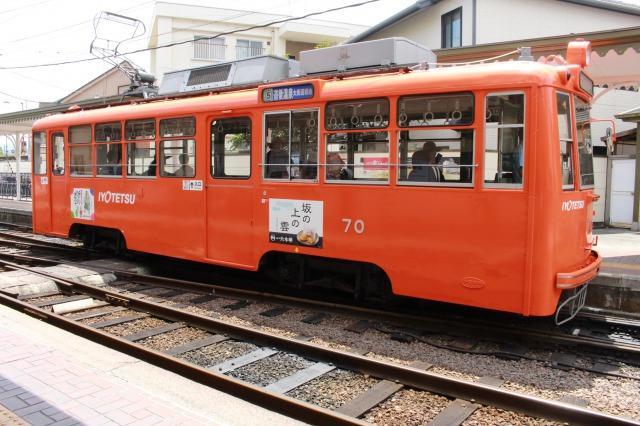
193,41,226,61
0,172,31,200
236,45,265,59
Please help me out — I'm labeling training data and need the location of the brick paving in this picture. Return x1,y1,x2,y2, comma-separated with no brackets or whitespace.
0,326,207,425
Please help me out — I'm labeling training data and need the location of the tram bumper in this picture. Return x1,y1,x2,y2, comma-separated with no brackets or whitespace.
556,250,601,290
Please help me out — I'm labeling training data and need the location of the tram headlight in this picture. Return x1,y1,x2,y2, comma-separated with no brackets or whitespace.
567,39,591,68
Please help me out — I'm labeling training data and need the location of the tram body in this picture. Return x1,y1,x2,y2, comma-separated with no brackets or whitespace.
31,41,600,318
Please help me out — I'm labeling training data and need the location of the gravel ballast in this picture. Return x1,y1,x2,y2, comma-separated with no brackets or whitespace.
138,327,210,351
179,341,256,367
227,352,314,386
286,369,378,410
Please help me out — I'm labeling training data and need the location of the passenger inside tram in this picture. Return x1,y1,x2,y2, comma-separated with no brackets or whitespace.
265,137,289,178
409,141,442,182
174,153,194,177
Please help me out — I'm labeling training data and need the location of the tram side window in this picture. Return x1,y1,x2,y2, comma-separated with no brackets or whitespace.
212,117,251,178
126,142,156,177
398,129,474,185
557,93,574,189
95,122,122,142
264,109,318,180
484,94,525,186
97,144,122,177
52,133,65,176
125,119,156,140
575,96,595,188
160,117,195,138
160,139,196,177
69,125,92,176
33,132,46,175
398,93,474,127
96,122,122,177
325,132,389,182
326,98,389,131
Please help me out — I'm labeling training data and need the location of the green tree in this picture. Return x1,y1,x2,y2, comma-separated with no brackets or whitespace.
315,40,335,49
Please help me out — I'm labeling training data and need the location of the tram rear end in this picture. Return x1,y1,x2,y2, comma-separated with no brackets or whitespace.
528,40,601,324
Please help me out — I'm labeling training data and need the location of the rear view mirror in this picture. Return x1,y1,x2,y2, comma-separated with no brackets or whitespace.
605,127,614,154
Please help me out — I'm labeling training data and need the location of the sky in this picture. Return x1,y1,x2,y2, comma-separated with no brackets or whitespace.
0,0,416,113
0,0,639,115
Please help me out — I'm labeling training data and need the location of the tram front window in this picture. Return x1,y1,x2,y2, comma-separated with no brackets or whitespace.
575,96,595,188
557,92,574,189
484,93,525,187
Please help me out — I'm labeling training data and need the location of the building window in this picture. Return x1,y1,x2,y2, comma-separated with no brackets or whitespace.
557,92,574,189
484,93,525,187
236,40,264,59
194,36,225,61
441,7,462,49
212,117,251,179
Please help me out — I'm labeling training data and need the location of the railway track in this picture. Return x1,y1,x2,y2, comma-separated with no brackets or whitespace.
0,257,637,425
0,232,639,370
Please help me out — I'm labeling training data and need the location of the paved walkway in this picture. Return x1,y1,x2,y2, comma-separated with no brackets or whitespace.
0,304,301,426
594,228,640,278
0,199,31,213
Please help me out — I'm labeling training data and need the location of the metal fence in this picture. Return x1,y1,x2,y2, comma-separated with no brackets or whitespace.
0,173,31,200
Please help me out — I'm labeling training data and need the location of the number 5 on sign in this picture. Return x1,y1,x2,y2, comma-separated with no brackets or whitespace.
342,218,365,234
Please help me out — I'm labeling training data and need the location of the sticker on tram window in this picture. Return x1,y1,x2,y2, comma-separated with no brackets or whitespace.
182,179,203,191
262,83,314,103
70,188,95,221
269,198,323,248
40,176,48,185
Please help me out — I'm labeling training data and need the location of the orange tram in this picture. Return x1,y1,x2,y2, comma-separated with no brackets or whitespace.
32,40,601,323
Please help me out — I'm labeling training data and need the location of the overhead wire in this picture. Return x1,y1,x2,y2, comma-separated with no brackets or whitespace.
0,0,154,47
0,0,380,70
0,0,55,16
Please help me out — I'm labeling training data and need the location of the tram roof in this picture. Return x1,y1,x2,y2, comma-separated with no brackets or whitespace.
33,60,570,130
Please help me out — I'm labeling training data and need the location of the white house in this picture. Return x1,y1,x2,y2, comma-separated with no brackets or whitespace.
148,2,368,83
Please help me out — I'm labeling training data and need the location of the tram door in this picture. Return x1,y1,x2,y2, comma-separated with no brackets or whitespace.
31,132,51,232
205,116,254,266
49,131,67,233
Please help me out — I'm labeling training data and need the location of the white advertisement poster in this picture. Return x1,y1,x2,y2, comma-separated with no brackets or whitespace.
70,188,95,220
269,198,323,248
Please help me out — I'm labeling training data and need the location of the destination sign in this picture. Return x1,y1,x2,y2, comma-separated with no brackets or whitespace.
262,83,314,103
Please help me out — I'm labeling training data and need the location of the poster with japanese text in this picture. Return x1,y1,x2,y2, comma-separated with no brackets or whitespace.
269,199,323,248
70,188,95,220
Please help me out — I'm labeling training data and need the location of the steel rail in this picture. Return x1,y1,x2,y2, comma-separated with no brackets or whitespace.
0,231,86,253
0,221,32,232
0,249,639,360
0,258,637,425
0,292,364,426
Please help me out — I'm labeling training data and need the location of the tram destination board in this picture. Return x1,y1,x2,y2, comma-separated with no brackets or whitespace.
262,83,314,103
